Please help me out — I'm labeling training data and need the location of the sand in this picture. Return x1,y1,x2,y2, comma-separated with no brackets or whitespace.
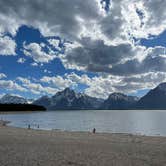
0,123,166,166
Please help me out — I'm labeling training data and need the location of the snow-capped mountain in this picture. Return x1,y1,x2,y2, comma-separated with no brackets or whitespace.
3,82,166,110
0,94,28,104
50,88,77,109
34,89,139,110
101,93,139,110
33,88,104,110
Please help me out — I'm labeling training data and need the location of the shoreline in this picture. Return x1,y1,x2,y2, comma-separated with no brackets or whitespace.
1,120,166,141
2,119,166,139
0,119,165,138
1,122,166,165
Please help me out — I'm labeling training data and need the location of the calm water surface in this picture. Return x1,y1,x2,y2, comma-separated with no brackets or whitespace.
1,110,166,136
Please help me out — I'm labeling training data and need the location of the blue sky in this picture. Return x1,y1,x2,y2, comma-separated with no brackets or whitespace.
0,0,166,99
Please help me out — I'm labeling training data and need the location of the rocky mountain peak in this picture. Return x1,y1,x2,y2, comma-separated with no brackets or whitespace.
0,94,27,104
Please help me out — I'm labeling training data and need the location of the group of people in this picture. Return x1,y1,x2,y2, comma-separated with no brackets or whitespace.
28,124,40,129
27,124,96,134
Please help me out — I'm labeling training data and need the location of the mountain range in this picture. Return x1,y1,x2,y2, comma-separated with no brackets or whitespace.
33,88,104,110
100,93,139,110
1,82,166,110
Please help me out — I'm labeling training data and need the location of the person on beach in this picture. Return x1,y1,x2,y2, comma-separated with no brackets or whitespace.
28,124,31,129
93,128,96,134
2,121,6,126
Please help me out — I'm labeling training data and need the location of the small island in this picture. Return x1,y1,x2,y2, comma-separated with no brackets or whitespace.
0,104,46,112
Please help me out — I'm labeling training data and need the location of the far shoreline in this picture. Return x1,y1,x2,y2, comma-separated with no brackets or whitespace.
0,110,45,114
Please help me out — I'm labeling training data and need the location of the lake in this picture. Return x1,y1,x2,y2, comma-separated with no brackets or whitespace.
1,110,166,136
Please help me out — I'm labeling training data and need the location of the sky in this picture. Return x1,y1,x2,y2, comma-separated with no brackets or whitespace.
0,0,166,99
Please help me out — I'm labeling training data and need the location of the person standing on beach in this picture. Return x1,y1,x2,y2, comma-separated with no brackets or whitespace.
28,124,31,129
93,128,96,134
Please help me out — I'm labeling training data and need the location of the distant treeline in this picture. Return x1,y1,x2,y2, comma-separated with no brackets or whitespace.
0,104,46,112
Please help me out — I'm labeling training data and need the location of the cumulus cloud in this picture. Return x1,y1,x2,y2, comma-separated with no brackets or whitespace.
65,73,91,85
85,72,166,98
0,36,16,55
48,39,60,50
0,0,166,97
110,46,166,76
17,77,58,95
143,0,166,36
40,75,76,90
0,0,165,41
54,0,166,76
0,0,165,66
0,80,27,92
40,73,117,98
61,37,145,73
24,42,56,63
0,0,102,38
39,72,166,99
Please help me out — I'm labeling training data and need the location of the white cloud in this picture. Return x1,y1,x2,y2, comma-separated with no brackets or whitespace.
109,46,166,76
17,58,26,64
41,75,76,90
0,0,166,97
31,62,38,67
142,0,166,37
17,77,58,95
0,0,165,43
40,73,117,98
17,77,31,84
40,72,166,99
0,80,27,92
0,36,16,55
0,1,165,68
24,42,56,63
0,73,6,79
0,0,102,38
65,72,92,85
48,39,60,50
84,72,166,98
60,37,146,73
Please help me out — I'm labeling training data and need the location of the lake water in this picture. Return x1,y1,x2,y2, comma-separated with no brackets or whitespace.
1,110,166,136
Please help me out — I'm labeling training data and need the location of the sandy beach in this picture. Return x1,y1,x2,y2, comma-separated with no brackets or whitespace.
0,123,166,166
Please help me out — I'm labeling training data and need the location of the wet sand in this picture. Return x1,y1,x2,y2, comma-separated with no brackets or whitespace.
0,123,166,166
